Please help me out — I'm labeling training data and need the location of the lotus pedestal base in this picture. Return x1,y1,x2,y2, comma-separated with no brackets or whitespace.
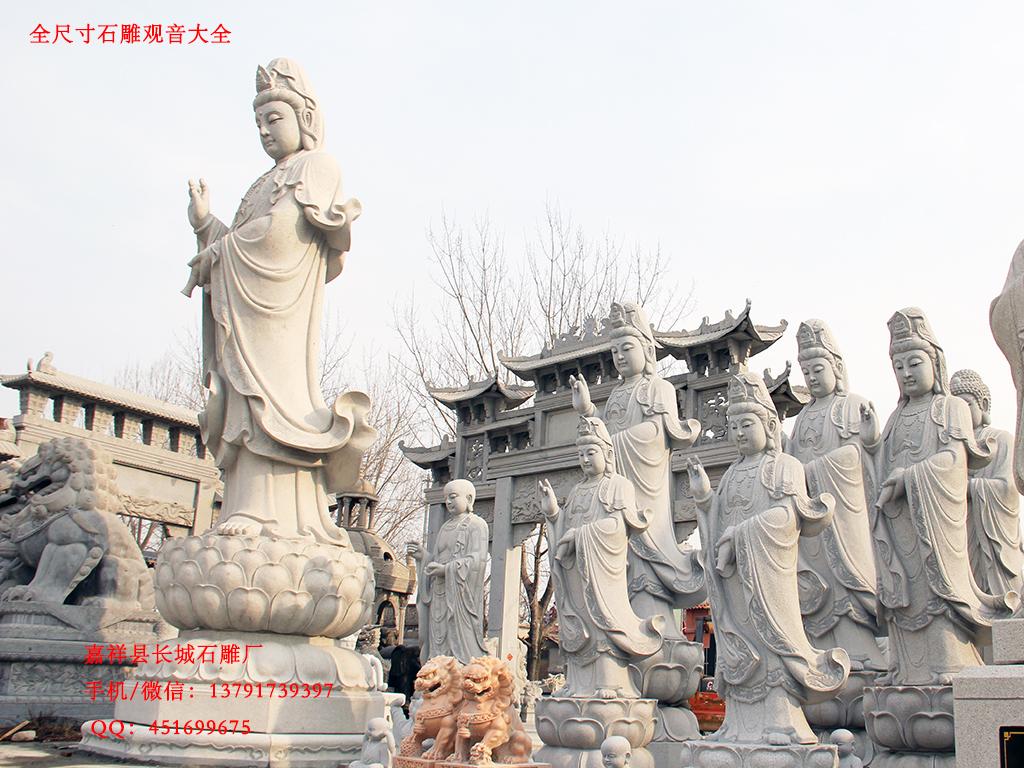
680,740,840,768
864,685,955,768
534,696,656,768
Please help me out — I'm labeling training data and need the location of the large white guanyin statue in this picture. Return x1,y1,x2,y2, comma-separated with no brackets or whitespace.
787,319,885,672
569,302,704,632
685,372,850,746
182,58,374,543
873,308,1012,685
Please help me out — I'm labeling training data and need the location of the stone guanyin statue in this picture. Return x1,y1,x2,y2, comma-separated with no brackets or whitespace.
569,301,704,632
685,372,850,747
873,308,1014,685
182,58,374,543
538,416,664,698
787,319,886,673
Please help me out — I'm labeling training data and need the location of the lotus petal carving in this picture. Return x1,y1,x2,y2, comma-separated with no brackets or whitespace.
863,685,954,752
154,532,374,637
534,696,656,750
629,638,704,706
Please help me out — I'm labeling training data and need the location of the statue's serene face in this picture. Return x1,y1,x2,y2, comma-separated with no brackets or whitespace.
365,718,388,742
601,744,630,768
255,100,302,161
611,336,647,378
956,392,985,428
445,487,472,515
578,444,608,477
891,349,935,399
728,412,767,456
800,356,837,399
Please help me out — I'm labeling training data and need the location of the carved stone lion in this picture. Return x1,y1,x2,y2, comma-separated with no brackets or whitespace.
454,656,533,765
0,437,154,610
399,655,464,760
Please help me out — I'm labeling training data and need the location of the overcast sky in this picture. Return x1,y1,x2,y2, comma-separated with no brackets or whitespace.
6,1,1024,436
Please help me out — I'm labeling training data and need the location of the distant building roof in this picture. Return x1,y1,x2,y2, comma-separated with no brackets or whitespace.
427,375,534,410
656,300,787,359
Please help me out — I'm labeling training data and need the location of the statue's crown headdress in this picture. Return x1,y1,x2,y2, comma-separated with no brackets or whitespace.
576,416,613,448
796,319,842,361
727,371,778,416
607,301,657,346
887,307,941,353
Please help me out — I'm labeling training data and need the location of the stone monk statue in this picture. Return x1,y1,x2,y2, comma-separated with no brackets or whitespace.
181,58,374,544
686,372,850,746
873,308,1012,685
991,238,1024,494
950,369,1024,598
408,479,489,663
539,416,664,698
787,319,885,672
569,301,704,634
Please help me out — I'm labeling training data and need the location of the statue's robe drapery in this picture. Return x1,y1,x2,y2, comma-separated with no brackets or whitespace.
967,425,1024,597
600,375,704,616
696,452,849,744
873,394,1010,684
194,149,372,543
547,473,663,695
418,512,489,664
990,237,1024,494
787,393,884,669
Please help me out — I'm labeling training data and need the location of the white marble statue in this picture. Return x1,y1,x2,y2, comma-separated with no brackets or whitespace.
539,416,664,698
408,478,489,663
787,319,885,672
990,237,1024,494
570,301,703,633
950,369,1024,598
182,57,373,543
873,308,1011,685
351,717,395,768
686,372,850,745
601,735,633,768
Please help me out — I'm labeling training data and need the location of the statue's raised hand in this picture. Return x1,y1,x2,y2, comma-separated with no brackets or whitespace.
539,479,559,518
187,178,210,230
686,456,711,499
407,540,423,561
569,374,593,416
859,401,880,445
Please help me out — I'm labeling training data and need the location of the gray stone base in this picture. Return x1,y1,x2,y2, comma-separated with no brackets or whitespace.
868,751,955,768
953,663,1024,768
679,740,840,768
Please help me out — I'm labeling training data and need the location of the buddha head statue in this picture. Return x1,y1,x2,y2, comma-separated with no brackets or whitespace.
950,369,992,429
443,478,476,516
887,307,948,402
253,59,323,160
607,301,659,378
576,416,615,477
727,371,781,456
797,319,848,399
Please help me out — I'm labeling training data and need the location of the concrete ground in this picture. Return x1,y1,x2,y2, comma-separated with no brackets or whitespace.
0,741,153,767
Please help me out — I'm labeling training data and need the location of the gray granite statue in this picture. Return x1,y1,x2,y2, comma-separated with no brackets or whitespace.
950,369,1024,598
570,302,704,630
873,309,1011,685
351,717,395,768
601,735,632,768
681,372,849,765
788,319,885,673
408,478,489,664
990,238,1024,494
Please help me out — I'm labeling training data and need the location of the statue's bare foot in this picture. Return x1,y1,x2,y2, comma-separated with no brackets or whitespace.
767,731,793,746
595,688,620,699
215,517,264,537
936,673,955,686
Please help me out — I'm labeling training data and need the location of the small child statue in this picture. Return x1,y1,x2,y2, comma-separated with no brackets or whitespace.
351,717,395,768
830,729,862,768
600,735,632,768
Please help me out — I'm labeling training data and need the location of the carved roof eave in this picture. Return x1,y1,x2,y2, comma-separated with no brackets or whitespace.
426,375,535,410
399,436,456,469
656,300,787,359
763,363,811,410
1,370,199,427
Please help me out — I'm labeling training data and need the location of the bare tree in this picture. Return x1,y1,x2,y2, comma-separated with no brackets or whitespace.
395,202,694,681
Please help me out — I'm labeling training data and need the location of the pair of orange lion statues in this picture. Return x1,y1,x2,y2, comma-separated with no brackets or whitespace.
399,655,534,766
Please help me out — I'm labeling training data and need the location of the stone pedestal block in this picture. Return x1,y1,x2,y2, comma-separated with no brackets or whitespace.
534,696,656,768
680,740,840,768
953,663,1024,768
864,685,955,768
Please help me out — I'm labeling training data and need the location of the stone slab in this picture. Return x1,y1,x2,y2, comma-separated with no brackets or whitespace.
993,618,1024,664
953,664,1024,768
680,740,839,768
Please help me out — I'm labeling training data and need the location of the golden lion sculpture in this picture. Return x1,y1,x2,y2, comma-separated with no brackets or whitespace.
399,655,533,766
